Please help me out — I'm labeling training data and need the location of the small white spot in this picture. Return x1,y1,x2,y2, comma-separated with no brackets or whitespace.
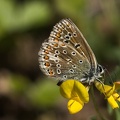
66,59,72,64
63,40,69,43
63,50,67,54
55,50,60,55
54,54,58,57
65,35,70,40
74,77,78,80
79,60,83,64
73,32,77,37
72,65,76,68
68,32,72,37
56,64,61,68
71,51,76,56
81,52,85,56
55,59,59,63
66,59,72,62
57,69,61,74
63,75,67,79
69,69,74,73
74,43,80,48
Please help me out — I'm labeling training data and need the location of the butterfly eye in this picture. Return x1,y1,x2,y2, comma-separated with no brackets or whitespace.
97,65,104,74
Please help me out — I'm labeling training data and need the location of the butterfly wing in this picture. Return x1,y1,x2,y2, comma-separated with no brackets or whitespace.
38,19,97,81
67,19,97,72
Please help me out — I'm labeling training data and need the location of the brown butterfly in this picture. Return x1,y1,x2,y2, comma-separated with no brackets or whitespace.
38,19,104,84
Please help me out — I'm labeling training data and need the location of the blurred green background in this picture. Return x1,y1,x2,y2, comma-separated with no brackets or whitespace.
0,0,120,120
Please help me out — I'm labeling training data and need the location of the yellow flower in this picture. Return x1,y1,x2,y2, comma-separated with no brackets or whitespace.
59,79,120,114
94,81,120,109
59,79,89,114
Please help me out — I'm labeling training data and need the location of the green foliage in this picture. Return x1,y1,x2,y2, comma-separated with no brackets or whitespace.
0,0,52,36
115,109,120,120
26,78,60,108
108,105,120,120
55,0,86,18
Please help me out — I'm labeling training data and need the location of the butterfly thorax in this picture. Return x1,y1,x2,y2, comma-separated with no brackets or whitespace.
81,64,104,85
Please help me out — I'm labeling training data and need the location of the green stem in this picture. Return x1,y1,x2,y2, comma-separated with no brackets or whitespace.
91,86,106,120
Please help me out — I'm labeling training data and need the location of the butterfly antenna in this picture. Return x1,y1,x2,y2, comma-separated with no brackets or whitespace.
95,78,109,97
104,67,113,85
96,78,105,89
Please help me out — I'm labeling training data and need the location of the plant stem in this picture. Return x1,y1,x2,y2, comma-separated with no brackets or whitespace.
91,86,106,120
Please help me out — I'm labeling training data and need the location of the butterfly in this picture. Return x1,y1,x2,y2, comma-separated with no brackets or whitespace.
38,18,104,85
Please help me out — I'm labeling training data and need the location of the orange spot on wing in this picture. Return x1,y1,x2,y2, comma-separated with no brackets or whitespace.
54,43,58,47
47,45,51,49
48,69,54,76
54,39,59,43
44,55,49,60
44,50,49,54
56,33,61,38
61,42,65,46
45,62,50,67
